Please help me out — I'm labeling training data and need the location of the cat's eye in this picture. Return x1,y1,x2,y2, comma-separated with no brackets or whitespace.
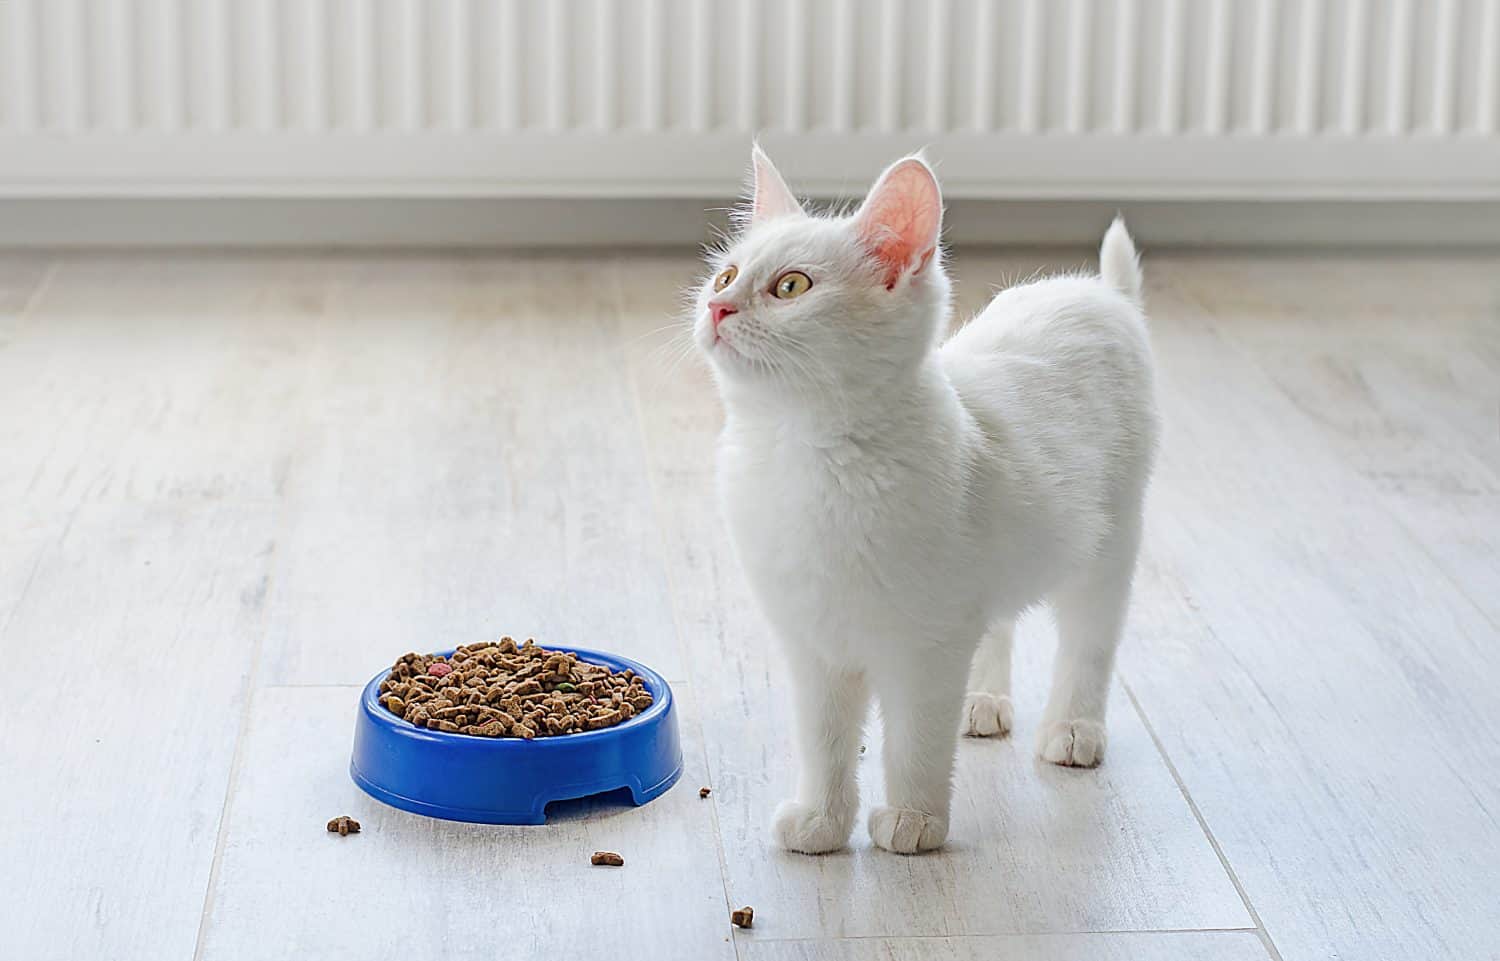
772,271,813,299
713,265,738,291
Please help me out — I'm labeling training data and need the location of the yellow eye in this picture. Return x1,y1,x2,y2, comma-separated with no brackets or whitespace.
713,265,738,292
772,271,813,299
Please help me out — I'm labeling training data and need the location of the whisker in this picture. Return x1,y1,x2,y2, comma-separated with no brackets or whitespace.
642,326,697,375
637,337,705,401
626,320,692,348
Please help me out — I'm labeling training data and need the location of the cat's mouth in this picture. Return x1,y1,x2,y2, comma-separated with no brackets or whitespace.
710,332,748,362
697,317,756,369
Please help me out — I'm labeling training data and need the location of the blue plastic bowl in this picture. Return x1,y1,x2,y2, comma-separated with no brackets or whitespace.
350,647,682,824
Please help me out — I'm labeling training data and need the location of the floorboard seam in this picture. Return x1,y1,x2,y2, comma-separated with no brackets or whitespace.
0,493,87,642
261,682,365,689
0,529,53,643
748,927,1264,943
1121,679,1286,961
16,260,59,321
613,261,742,961
189,507,287,961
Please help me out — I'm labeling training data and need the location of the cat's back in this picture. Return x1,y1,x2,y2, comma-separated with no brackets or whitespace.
939,271,1158,523
941,273,1152,411
944,273,1149,369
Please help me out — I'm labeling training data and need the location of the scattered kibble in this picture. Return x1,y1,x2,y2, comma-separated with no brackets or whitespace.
326,815,360,837
699,786,711,799
377,638,654,739
590,851,625,867
730,906,754,929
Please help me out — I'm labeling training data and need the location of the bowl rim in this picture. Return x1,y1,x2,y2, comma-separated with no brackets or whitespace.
359,645,673,747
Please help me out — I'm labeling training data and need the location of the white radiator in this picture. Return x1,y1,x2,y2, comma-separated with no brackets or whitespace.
0,0,1497,200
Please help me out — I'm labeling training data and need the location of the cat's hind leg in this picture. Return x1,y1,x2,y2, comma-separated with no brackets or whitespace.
962,618,1015,737
772,659,870,854
1037,513,1141,768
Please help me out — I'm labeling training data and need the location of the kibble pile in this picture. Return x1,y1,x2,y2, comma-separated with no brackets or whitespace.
378,637,653,739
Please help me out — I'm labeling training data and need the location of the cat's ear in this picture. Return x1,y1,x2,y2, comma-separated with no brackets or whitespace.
852,155,943,290
749,144,805,225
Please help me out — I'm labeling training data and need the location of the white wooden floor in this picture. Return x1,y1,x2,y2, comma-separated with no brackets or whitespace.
2,249,1497,961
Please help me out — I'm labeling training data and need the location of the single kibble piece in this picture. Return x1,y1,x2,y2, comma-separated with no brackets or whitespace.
326,815,360,837
730,906,754,929
699,787,711,799
378,640,652,739
590,851,625,867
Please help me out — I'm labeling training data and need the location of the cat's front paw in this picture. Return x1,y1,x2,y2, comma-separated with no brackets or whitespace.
1037,718,1107,767
772,800,852,854
868,806,948,854
961,692,1014,737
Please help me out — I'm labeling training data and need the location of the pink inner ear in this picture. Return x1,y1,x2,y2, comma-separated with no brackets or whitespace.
855,161,942,289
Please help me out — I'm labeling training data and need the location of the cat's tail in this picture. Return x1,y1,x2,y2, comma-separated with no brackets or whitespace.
1099,216,1143,305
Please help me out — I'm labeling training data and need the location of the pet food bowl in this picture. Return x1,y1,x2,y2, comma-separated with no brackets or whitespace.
350,647,682,824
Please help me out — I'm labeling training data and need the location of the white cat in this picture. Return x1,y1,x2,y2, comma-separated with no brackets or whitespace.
693,147,1158,855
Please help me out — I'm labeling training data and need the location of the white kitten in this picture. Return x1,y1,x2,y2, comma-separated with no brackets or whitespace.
693,147,1158,855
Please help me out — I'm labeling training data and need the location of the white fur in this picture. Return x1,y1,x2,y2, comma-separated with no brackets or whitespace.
693,153,1158,855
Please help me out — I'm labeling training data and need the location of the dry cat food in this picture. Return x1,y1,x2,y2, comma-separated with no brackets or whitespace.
590,851,625,867
378,637,654,739
730,906,754,929
326,816,360,836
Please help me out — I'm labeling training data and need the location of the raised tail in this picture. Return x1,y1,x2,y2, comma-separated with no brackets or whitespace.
1099,216,1143,304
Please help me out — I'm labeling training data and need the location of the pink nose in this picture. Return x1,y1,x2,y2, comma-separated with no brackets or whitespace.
709,301,738,330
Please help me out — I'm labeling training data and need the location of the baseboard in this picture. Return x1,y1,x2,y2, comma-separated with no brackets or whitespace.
2,198,1498,249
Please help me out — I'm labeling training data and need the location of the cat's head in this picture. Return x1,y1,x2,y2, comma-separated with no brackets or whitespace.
693,147,950,406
